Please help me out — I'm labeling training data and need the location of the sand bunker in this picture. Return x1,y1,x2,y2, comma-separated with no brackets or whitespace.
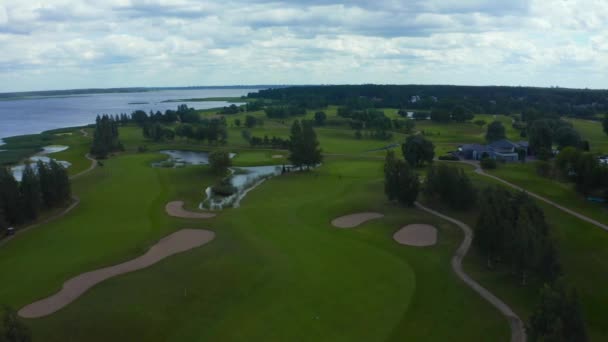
331,212,384,228
393,224,437,247
271,155,284,159
166,201,216,218
19,229,215,318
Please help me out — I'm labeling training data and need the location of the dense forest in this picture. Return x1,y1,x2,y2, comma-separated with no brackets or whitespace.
248,85,608,118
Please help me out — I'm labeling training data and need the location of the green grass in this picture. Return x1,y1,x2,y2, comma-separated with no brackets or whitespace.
567,118,608,153
0,152,508,341
487,162,608,224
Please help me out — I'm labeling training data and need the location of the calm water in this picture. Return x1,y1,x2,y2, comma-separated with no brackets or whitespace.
0,88,261,141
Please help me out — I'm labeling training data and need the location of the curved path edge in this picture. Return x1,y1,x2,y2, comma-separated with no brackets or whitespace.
0,154,97,247
415,201,526,342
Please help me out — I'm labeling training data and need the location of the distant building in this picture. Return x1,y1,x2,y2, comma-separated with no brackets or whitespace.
458,139,528,162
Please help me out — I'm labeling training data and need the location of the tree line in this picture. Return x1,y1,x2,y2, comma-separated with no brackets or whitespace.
0,160,71,230
249,84,608,118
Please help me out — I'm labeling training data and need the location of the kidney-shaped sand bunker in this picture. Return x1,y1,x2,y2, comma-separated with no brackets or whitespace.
393,224,437,247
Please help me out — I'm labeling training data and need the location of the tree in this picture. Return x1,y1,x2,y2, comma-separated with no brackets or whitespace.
300,120,323,168
208,151,232,175
480,157,497,169
528,284,588,342
245,115,257,128
384,152,419,206
234,119,241,127
90,115,123,159
474,119,487,127
430,109,451,122
314,111,327,126
554,126,582,150
402,135,435,167
384,150,399,201
395,160,419,206
0,306,31,342
288,120,304,168
452,106,473,122
20,164,41,220
603,114,608,136
529,119,554,155
485,121,506,142
0,168,22,225
424,164,476,210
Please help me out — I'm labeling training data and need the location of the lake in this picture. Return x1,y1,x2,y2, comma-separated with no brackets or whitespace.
0,88,262,141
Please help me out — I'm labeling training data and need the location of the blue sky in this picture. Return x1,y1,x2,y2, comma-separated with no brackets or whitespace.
0,0,606,92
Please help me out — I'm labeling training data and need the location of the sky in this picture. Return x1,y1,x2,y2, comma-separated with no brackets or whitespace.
0,0,607,92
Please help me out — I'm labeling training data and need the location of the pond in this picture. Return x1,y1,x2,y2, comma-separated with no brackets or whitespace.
152,150,236,168
11,145,71,181
201,165,285,210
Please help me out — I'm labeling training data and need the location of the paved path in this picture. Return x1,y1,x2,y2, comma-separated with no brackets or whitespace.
415,202,526,342
0,154,98,247
455,160,608,232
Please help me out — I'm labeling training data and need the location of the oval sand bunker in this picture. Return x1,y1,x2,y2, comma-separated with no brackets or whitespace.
19,229,215,318
393,224,437,247
166,201,215,218
331,212,384,228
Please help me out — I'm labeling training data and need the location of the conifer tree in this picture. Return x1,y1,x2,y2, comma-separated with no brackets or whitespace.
384,150,399,201
0,168,22,225
301,120,322,169
288,120,304,168
20,164,41,220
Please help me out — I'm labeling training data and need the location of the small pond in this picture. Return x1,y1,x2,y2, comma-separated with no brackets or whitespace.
153,150,236,168
11,145,71,181
201,165,285,210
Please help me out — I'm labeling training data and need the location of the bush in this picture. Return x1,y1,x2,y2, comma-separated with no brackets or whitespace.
438,154,459,161
211,183,237,197
480,157,497,170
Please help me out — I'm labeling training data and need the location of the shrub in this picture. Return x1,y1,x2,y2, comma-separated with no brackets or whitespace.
480,157,497,170
438,154,459,161
211,183,237,197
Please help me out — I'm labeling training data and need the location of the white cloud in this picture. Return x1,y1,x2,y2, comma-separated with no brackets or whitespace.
0,0,607,91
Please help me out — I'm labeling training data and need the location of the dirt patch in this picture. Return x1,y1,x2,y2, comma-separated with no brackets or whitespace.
19,229,215,318
166,201,216,219
393,224,437,247
271,155,284,159
331,212,384,228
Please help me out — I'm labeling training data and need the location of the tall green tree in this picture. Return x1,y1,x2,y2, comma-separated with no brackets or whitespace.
19,164,41,221
485,121,506,142
554,126,581,150
208,151,232,176
90,115,123,158
425,164,476,210
402,135,435,167
603,114,608,136
395,160,419,206
0,168,22,225
301,120,323,168
384,150,399,201
288,120,305,168
529,119,554,156
528,284,588,342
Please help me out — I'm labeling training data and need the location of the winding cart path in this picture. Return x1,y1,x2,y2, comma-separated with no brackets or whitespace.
415,202,526,342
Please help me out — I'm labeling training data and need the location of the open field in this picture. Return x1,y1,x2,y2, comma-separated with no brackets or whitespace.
568,118,608,154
